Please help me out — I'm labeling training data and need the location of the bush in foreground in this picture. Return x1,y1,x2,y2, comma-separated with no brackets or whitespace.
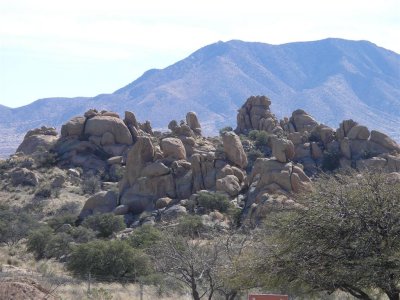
82,213,126,238
258,171,400,300
67,239,151,280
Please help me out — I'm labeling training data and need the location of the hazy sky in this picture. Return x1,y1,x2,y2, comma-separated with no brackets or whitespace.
1,0,399,108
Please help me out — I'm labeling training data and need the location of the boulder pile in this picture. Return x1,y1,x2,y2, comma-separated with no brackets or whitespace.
16,126,58,155
117,129,248,215
236,95,283,135
13,95,400,226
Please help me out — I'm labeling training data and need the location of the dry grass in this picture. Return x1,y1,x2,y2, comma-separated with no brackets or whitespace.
56,282,191,300
0,246,190,300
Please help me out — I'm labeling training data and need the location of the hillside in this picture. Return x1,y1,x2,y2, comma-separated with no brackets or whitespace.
1,38,399,157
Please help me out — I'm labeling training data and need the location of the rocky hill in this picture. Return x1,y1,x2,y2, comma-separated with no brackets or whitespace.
1,96,399,299
1,38,399,157
3,95,399,225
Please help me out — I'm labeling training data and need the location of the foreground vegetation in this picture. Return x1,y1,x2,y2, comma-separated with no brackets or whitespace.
1,169,399,299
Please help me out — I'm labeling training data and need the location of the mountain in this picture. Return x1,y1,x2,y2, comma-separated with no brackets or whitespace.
1,38,399,157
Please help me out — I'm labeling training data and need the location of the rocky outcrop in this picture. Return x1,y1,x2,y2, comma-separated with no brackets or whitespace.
168,112,202,138
16,126,58,155
288,109,318,133
161,138,186,160
124,136,155,186
271,137,295,163
236,96,282,134
14,94,400,230
186,112,202,136
79,191,118,219
113,113,248,216
61,117,85,137
245,158,312,214
335,120,400,162
370,130,400,152
52,109,154,176
222,132,248,169
84,116,133,145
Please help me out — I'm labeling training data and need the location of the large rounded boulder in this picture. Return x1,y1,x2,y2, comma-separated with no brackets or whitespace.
84,116,133,145
222,131,248,169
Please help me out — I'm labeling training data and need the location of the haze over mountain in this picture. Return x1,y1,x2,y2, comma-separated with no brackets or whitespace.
1,38,399,157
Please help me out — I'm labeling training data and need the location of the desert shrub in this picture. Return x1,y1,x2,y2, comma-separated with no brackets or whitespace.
82,213,126,238
197,191,231,213
67,240,151,280
248,130,270,148
322,150,342,171
219,126,233,135
128,225,162,249
0,159,15,170
35,148,57,168
47,214,77,230
82,175,101,195
176,215,206,237
56,201,81,215
34,182,52,198
45,232,74,259
226,206,242,227
248,130,259,140
247,148,264,169
27,226,53,259
68,226,96,243
27,225,96,259
0,208,40,246
255,131,269,147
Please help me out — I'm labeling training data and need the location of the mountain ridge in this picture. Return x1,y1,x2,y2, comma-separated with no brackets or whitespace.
0,38,399,157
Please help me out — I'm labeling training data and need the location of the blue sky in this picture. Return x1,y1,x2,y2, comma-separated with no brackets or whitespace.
1,0,399,108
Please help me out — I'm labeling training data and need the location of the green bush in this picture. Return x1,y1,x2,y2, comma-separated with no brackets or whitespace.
82,175,101,195
248,130,270,148
248,130,259,140
27,226,53,259
67,240,151,280
47,214,77,230
255,131,269,147
68,226,96,243
27,225,97,259
197,191,231,213
0,208,40,246
219,126,233,136
45,232,73,259
34,183,52,198
34,147,57,168
176,215,205,237
128,225,162,249
82,213,126,238
226,206,242,227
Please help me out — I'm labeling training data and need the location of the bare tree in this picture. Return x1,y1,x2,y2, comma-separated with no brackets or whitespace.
152,230,225,300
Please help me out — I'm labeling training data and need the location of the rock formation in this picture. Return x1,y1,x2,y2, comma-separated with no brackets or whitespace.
12,95,400,225
16,126,58,155
236,96,283,134
222,131,248,169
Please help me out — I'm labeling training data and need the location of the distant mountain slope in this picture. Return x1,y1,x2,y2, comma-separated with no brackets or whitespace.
1,38,399,157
